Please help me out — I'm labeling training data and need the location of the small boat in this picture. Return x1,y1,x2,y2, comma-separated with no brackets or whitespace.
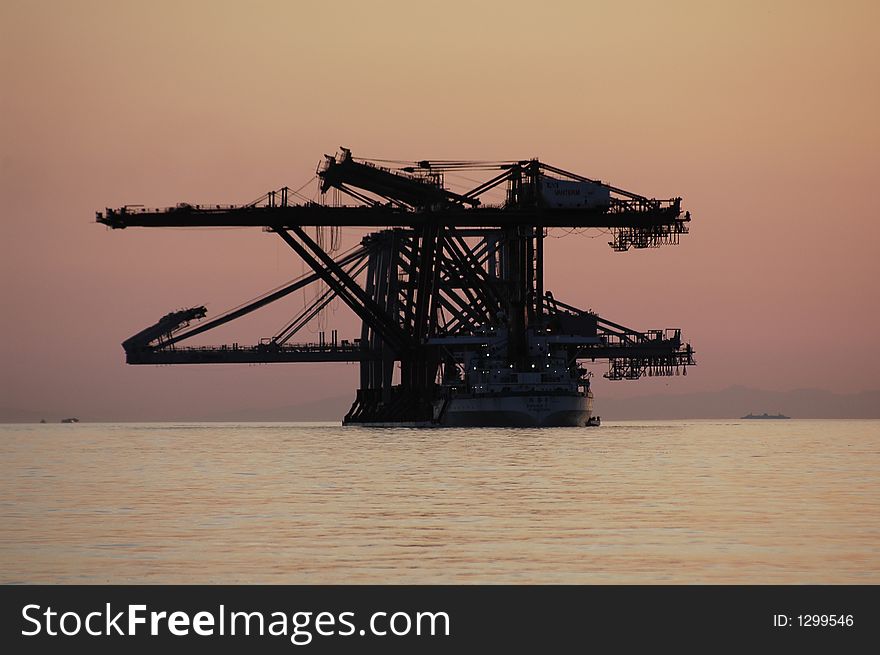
60,417,80,423
586,416,601,427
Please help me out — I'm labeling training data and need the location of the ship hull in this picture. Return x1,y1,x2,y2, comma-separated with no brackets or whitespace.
439,393,592,427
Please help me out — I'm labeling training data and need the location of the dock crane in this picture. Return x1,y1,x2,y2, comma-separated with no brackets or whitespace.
98,147,694,425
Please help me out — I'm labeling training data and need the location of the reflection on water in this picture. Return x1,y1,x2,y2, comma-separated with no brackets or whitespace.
1,420,878,583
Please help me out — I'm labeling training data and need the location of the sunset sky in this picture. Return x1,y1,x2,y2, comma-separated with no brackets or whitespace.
2,1,878,420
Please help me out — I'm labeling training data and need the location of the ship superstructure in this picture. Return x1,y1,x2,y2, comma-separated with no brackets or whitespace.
98,148,694,426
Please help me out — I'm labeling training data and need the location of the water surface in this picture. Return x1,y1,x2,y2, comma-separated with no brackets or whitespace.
2,420,877,583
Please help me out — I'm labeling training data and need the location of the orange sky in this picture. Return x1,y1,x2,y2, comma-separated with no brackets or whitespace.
2,1,879,419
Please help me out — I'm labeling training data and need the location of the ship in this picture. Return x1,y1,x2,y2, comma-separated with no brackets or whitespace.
438,382,593,428
435,327,595,427
342,319,598,427
741,412,790,419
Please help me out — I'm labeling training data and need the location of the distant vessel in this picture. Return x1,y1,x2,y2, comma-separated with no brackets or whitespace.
741,412,790,420
60,417,80,423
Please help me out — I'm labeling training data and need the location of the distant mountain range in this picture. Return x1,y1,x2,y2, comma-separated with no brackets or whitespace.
3,386,879,423
0,396,352,424
591,386,880,420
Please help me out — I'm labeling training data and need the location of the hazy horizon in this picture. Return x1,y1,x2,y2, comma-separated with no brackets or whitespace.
5,385,880,424
2,1,878,420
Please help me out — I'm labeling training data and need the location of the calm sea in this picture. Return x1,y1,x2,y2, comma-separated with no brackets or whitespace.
1,420,877,584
